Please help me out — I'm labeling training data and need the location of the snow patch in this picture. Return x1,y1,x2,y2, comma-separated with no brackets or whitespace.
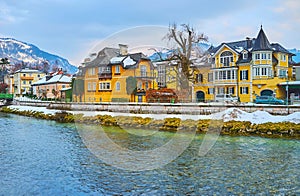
6,105,300,125
123,56,136,67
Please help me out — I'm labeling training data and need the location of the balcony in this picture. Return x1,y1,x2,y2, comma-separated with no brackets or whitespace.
98,72,112,79
134,72,156,80
21,76,34,80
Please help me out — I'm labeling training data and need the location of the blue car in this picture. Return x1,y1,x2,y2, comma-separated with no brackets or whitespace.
255,96,285,105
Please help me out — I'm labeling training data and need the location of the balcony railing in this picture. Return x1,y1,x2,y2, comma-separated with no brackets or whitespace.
21,76,34,80
134,72,155,79
98,72,112,79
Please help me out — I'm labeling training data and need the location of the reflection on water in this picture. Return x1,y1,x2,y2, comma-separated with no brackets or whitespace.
0,113,299,195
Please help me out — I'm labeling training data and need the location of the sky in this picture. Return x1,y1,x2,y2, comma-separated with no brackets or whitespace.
1,0,300,66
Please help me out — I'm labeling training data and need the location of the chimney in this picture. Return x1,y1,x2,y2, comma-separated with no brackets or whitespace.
246,37,252,49
119,44,128,55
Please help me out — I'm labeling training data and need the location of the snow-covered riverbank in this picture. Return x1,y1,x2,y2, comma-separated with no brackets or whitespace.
7,105,300,124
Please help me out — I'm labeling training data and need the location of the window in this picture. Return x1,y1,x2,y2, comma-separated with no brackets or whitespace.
106,67,111,72
115,82,120,91
261,68,267,76
255,53,260,60
93,82,96,91
62,85,66,88
115,65,120,74
140,65,147,77
23,81,26,85
38,74,40,78
220,51,233,67
88,68,95,75
240,87,249,94
240,70,248,80
23,74,26,77
208,73,213,82
157,64,166,87
281,54,286,61
254,67,260,76
195,74,203,83
145,82,149,90
231,70,236,79
267,53,271,60
98,67,104,74
261,53,267,59
228,87,235,95
99,82,111,90
87,82,92,91
218,87,225,94
243,52,248,59
208,88,214,94
279,69,287,78
137,82,142,90
29,81,32,85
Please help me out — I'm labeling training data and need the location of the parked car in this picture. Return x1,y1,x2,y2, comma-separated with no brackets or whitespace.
255,96,285,105
215,94,238,103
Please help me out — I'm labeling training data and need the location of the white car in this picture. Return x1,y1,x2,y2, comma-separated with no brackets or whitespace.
215,94,238,103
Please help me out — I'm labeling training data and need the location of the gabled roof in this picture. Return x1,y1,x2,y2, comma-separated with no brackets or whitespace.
208,26,293,60
85,47,120,68
109,52,151,69
32,74,72,86
252,26,273,51
271,43,294,55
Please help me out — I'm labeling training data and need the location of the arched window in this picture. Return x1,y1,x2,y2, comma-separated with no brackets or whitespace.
220,51,233,66
115,82,120,91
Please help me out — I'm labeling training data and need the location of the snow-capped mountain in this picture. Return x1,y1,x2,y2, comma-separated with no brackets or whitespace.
289,48,300,63
0,38,78,74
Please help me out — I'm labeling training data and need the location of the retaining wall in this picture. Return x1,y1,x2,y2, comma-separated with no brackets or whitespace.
15,100,300,115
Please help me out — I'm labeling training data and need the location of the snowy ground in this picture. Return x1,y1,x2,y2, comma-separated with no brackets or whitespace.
7,105,300,124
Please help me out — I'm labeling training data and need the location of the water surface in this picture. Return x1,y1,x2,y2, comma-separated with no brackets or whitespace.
0,113,299,195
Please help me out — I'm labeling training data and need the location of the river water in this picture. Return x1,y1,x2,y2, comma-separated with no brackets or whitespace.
0,112,299,195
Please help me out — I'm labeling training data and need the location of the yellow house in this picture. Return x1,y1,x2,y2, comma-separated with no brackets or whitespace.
194,26,295,103
80,45,155,103
13,69,45,97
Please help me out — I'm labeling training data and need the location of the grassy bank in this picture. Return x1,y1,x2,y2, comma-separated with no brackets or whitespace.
1,107,299,139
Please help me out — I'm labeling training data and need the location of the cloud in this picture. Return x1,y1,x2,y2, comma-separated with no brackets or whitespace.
0,1,29,25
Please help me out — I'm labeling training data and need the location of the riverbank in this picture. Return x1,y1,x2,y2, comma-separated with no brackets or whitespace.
1,106,300,139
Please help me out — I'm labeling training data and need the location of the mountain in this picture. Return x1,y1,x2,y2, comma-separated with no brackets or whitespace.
0,38,78,74
289,48,300,63
148,42,212,62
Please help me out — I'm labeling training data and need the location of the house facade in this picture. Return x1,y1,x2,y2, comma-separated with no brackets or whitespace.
193,26,295,103
78,44,156,103
31,70,72,99
13,69,45,97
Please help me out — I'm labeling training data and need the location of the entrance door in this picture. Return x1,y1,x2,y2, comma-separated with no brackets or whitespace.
196,91,205,102
260,89,273,96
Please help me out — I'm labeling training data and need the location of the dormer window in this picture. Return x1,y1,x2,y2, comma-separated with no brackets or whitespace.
242,52,248,59
220,51,233,67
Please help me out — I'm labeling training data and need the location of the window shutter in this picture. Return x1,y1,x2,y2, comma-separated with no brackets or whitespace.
200,74,203,82
195,74,199,82
240,71,242,80
240,87,242,94
246,87,249,94
246,70,248,80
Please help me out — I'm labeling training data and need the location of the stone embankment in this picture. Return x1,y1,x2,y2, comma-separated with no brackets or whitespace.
15,100,300,115
1,106,299,139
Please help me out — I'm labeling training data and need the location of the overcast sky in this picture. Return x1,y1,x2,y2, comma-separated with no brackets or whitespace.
1,0,300,65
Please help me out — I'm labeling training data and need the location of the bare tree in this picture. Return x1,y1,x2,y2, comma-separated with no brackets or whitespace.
164,23,208,100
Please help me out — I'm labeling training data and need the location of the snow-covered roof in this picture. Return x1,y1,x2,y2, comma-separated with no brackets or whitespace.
32,74,72,86
110,56,126,64
60,87,72,91
15,69,42,73
123,56,136,67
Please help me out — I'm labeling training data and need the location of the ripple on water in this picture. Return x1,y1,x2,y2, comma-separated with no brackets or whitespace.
0,113,299,195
